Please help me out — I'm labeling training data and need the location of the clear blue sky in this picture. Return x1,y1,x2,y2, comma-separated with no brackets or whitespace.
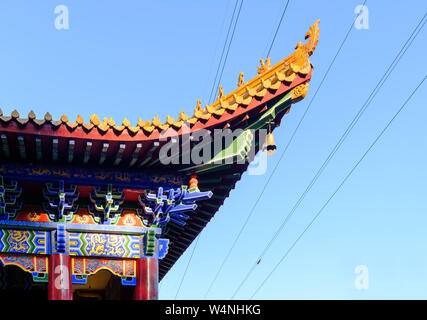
0,0,426,299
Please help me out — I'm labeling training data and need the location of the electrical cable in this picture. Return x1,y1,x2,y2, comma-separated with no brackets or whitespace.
249,75,426,299
203,0,367,299
230,12,426,299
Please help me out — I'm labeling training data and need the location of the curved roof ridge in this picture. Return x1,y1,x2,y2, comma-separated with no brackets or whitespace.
0,20,319,138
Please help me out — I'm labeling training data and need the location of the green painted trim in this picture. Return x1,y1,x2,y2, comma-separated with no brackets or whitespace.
207,129,254,165
224,173,241,179
147,157,160,167
52,138,58,161
180,91,293,174
35,136,42,160
198,209,214,216
247,91,292,131
1,134,9,158
214,185,232,190
2,229,10,252
198,177,222,184
98,143,109,165
33,272,48,282
68,140,75,163
145,229,156,256
17,135,26,159
83,141,92,163
138,155,152,167
114,143,126,166
212,194,227,200
202,202,219,209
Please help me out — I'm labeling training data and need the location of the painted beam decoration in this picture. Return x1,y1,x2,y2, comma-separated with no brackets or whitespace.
0,228,169,258
0,253,48,282
88,184,124,224
138,182,212,228
0,176,22,220
0,229,50,255
0,162,186,190
72,258,136,286
0,175,207,287
43,180,79,221
68,232,141,258
70,238,169,286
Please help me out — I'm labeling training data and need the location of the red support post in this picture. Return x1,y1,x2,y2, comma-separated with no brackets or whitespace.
134,257,159,300
48,253,73,300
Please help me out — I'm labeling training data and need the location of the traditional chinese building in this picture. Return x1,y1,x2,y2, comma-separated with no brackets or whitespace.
0,21,319,300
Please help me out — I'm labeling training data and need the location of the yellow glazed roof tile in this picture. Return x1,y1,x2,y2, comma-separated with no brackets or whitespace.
0,20,319,137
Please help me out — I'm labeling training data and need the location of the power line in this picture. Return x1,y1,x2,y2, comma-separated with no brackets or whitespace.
173,1,245,300
206,0,238,104
266,0,291,58
230,11,426,299
250,75,426,299
213,0,243,104
174,235,201,299
203,0,366,299
203,1,234,104
207,0,244,104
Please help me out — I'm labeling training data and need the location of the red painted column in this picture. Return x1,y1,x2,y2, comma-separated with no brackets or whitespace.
48,253,73,300
135,257,159,300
